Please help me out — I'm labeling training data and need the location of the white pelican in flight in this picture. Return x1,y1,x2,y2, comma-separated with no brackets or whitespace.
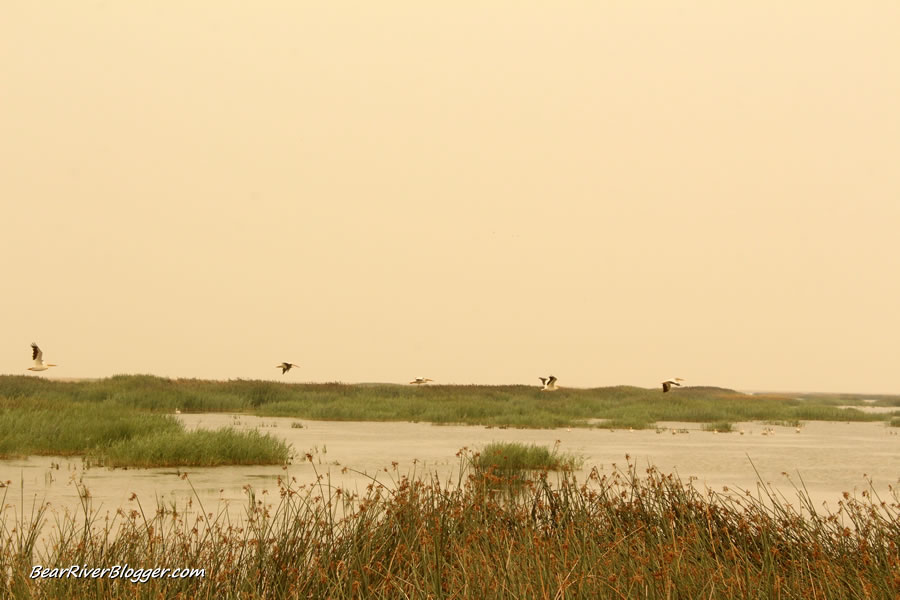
661,377,684,393
409,377,434,385
539,375,558,391
277,362,298,374
28,343,57,372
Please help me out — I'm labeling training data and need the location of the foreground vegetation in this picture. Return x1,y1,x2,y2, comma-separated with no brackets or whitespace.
2,453,897,599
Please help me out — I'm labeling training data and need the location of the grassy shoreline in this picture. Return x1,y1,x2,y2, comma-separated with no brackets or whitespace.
2,453,897,599
1,375,897,467
0,388,291,467
3,375,897,425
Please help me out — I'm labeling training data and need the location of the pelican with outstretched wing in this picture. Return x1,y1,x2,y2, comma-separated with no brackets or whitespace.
277,362,298,374
409,377,434,385
28,343,57,372
661,377,684,393
539,375,558,391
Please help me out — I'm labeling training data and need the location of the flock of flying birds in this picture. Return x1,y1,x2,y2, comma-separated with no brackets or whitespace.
26,344,685,392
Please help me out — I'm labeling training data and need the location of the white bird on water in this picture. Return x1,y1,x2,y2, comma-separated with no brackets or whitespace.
277,362,298,374
539,375,558,391
409,377,434,385
28,343,57,372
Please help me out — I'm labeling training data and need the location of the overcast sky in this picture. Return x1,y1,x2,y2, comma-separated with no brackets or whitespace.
2,2,898,392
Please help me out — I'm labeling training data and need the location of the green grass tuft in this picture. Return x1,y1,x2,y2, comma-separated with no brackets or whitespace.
702,421,734,432
0,402,180,458
0,386,292,466
472,442,581,472
89,427,291,468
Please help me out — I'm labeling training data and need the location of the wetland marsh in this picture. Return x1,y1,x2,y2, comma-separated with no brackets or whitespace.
2,376,899,598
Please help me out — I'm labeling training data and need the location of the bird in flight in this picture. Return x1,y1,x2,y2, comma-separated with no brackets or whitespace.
661,377,684,393
539,375,558,391
277,362,298,374
28,343,57,372
409,377,434,385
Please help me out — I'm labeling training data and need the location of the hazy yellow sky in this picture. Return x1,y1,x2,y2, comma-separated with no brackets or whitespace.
2,2,898,392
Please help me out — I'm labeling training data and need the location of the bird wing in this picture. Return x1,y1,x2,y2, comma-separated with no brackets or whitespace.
662,382,671,392
548,376,557,385
31,343,42,362
539,377,547,385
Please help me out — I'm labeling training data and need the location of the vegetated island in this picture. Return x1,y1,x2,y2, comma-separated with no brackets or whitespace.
0,375,897,467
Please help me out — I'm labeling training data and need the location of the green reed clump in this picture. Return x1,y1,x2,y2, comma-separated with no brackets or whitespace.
3,453,898,600
0,392,291,466
88,427,291,468
594,416,653,429
472,442,581,472
702,421,733,432
0,402,181,458
890,417,900,427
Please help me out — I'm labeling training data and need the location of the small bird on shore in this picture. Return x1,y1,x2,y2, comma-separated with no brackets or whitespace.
28,343,57,372
409,377,434,385
661,377,684,393
277,362,298,374
539,376,558,391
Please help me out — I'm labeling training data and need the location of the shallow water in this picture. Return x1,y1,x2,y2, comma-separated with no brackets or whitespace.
1,416,898,531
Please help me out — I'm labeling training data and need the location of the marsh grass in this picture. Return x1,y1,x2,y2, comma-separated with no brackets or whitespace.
890,417,900,427
0,393,291,467
0,376,895,466
763,418,802,427
798,392,900,408
702,421,734,432
87,428,291,468
3,376,895,432
0,402,180,458
472,441,581,472
1,453,898,599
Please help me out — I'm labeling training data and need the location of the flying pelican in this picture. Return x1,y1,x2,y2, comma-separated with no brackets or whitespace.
409,377,434,385
539,375,558,391
661,377,684,393
28,343,57,372
277,362,298,374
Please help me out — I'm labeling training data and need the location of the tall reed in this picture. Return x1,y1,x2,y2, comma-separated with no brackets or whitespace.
2,453,897,599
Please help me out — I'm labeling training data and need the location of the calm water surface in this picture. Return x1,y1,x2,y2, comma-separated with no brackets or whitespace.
2,416,898,526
